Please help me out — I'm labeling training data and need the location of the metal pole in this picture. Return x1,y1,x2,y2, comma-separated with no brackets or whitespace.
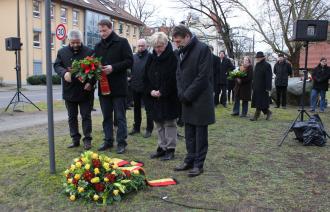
45,0,56,174
300,41,309,121
17,0,21,89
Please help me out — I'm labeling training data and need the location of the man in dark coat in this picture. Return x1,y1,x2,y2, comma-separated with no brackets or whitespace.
94,19,133,154
54,29,94,150
128,39,153,138
251,51,273,121
310,57,330,112
273,54,292,108
214,50,235,107
173,25,215,177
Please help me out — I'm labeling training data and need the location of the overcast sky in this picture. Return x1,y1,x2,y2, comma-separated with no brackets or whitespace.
148,0,271,52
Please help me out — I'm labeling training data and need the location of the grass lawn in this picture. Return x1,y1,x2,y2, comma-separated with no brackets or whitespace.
0,102,330,211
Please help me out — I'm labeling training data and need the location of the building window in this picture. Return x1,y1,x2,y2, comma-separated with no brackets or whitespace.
33,31,41,48
33,61,42,75
73,10,79,25
133,27,137,36
61,7,67,23
126,24,130,35
33,1,40,18
51,4,55,20
119,23,123,34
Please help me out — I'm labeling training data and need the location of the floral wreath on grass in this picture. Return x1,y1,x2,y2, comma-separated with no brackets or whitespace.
63,151,146,205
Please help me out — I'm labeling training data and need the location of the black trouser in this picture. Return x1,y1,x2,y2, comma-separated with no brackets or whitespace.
132,91,153,132
99,96,127,147
214,84,227,106
184,124,208,169
276,86,287,107
65,100,92,143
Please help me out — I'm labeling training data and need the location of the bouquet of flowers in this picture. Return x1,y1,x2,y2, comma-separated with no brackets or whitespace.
227,68,247,80
71,56,102,83
63,151,146,205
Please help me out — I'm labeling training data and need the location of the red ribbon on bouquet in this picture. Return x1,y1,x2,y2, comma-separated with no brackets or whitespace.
100,71,111,95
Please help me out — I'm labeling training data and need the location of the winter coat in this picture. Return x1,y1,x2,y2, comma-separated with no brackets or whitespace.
234,65,253,101
131,50,151,92
251,59,272,109
214,56,235,85
54,45,94,102
176,36,215,126
274,60,292,86
143,43,179,122
312,64,330,91
94,32,133,97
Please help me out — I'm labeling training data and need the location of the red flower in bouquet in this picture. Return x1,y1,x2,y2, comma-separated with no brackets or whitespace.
105,173,116,183
123,170,131,178
92,159,101,168
83,170,94,182
94,183,105,192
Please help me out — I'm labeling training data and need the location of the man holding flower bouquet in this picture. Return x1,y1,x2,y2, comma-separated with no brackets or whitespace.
54,29,95,150
95,19,133,154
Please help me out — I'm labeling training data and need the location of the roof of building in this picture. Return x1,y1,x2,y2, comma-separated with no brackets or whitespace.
61,0,144,26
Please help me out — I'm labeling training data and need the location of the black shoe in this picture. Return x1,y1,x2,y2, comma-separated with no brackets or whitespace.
231,113,239,116
67,142,80,148
83,141,92,150
91,108,97,111
240,114,247,118
128,129,140,135
116,146,126,154
174,163,193,171
150,147,166,159
187,167,204,177
97,143,113,151
160,149,175,161
143,131,152,138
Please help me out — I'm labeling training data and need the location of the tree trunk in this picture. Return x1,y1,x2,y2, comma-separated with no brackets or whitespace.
290,50,301,76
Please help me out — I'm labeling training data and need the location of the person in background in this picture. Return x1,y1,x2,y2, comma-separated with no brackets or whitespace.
227,58,236,104
213,50,235,107
173,25,215,177
232,56,253,117
310,57,330,113
144,32,179,161
273,53,292,109
54,29,94,150
129,39,154,138
250,51,272,121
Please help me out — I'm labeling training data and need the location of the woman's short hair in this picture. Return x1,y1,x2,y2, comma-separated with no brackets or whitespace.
149,32,168,47
67,29,83,40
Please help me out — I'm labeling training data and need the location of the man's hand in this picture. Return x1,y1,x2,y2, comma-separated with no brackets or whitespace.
102,65,113,75
151,90,161,98
84,83,92,91
64,72,72,83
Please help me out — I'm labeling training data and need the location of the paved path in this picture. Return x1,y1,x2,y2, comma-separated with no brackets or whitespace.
0,109,101,133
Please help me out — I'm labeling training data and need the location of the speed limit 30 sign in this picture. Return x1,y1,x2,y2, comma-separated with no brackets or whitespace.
56,24,66,40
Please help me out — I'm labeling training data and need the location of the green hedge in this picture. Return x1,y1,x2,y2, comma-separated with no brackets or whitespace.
27,75,61,85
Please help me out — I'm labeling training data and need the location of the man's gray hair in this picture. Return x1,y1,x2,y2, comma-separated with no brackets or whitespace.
67,29,83,40
149,32,168,47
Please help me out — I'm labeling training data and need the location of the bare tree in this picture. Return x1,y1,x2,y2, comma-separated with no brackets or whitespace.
232,0,330,71
125,0,157,36
176,0,235,58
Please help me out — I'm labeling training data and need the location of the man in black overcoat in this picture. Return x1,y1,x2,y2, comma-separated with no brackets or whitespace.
251,51,273,121
273,53,292,108
173,25,215,177
54,29,94,150
94,19,133,154
214,50,235,107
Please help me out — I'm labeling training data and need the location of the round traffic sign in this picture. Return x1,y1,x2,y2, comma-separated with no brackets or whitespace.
56,24,66,40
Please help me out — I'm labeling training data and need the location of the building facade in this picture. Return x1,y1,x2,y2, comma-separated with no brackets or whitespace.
0,0,143,83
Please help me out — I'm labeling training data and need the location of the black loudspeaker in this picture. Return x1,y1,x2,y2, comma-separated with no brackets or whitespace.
292,20,328,41
5,37,22,51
